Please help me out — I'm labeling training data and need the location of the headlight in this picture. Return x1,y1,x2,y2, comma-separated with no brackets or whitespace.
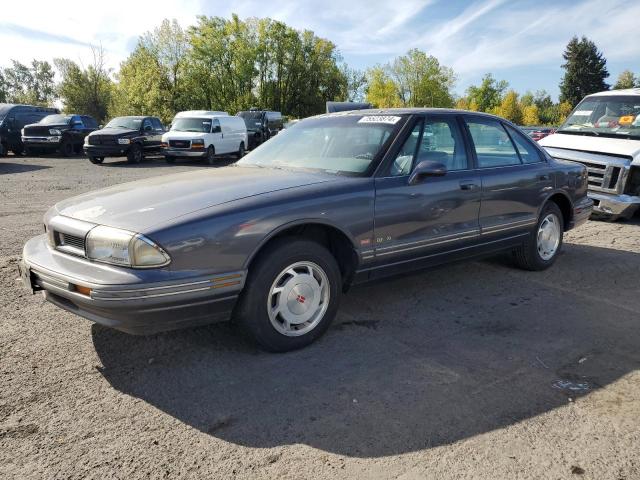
118,138,131,145
49,128,61,135
191,139,204,146
86,226,170,268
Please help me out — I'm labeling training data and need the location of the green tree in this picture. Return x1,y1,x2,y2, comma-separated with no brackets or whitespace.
613,70,637,90
365,66,401,108
389,49,455,107
522,104,540,126
465,73,508,112
2,60,55,105
559,36,609,106
340,65,367,102
55,47,113,122
0,70,7,103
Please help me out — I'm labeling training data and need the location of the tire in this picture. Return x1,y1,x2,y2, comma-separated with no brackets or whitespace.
59,138,73,157
512,202,564,271
11,144,24,156
89,156,104,164
127,144,143,164
234,238,342,352
24,146,33,156
237,142,245,159
206,145,215,165
165,156,175,164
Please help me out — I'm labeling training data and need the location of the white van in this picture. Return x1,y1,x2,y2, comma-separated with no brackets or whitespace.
162,110,248,164
539,88,640,220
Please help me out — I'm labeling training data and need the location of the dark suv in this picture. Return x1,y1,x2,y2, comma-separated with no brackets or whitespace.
0,104,59,156
84,116,165,164
22,114,99,156
237,110,283,149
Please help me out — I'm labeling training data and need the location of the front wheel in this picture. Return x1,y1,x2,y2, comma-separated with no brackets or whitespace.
234,238,342,352
206,145,216,165
127,144,143,164
89,156,104,164
165,156,175,164
512,202,564,271
59,138,73,157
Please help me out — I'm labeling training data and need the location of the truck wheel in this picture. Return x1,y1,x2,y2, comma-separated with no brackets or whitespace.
127,144,143,164
165,156,175,164
237,142,245,159
59,138,73,157
512,202,564,271
234,238,342,352
89,156,104,164
11,145,24,156
206,145,216,165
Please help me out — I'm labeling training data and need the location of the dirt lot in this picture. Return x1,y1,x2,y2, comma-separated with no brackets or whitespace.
1,155,639,479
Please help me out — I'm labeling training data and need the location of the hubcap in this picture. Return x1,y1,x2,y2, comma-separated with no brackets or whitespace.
267,261,330,337
537,213,561,261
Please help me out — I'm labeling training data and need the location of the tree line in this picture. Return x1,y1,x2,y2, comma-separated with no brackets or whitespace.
1,16,636,127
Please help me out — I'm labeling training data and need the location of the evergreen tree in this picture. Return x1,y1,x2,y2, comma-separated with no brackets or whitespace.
559,36,609,106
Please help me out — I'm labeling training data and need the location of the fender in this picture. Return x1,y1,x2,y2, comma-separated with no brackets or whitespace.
538,188,574,226
243,217,358,270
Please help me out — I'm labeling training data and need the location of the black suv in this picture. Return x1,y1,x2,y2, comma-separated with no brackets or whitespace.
22,114,99,156
84,116,165,164
237,110,283,149
0,104,59,156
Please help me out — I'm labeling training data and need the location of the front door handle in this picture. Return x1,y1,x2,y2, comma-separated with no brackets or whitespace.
459,181,478,191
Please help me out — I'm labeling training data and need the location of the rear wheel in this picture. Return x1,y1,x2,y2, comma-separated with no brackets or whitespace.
127,144,143,164
234,238,341,352
206,145,216,165
59,138,73,157
512,202,564,271
89,156,104,164
237,142,245,159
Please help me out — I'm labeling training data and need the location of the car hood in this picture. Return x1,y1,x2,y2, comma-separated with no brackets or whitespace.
162,131,206,140
89,128,137,137
540,132,640,163
53,166,337,231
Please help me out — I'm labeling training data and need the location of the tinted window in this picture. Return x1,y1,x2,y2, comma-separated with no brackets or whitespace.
142,119,153,131
151,118,164,131
81,116,98,129
105,117,143,130
466,118,521,168
505,125,542,164
211,119,221,133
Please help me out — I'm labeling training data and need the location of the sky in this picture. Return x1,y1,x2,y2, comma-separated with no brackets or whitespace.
1,0,639,100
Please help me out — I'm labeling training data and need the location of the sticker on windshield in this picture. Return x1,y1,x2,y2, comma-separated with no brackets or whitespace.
358,116,401,125
573,110,592,116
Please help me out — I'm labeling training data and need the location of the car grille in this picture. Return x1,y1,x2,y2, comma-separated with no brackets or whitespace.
56,232,86,255
169,140,191,149
574,160,622,193
23,126,57,136
88,135,116,146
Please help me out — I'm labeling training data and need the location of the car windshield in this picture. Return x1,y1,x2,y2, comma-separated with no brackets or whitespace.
104,117,143,130
171,117,211,133
237,114,404,176
39,115,72,125
558,95,640,139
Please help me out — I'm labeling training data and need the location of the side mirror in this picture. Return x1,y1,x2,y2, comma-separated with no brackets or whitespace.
408,160,447,185
98,124,103,129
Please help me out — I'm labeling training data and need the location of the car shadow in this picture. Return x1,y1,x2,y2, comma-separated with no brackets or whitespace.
92,243,640,458
0,162,51,174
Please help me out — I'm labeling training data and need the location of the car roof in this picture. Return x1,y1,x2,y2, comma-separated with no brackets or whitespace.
587,88,640,97
319,107,505,121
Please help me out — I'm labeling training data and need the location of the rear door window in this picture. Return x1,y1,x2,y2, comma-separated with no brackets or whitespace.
465,118,522,168
505,125,543,164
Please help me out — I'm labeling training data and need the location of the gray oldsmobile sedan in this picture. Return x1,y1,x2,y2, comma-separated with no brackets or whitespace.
20,109,592,351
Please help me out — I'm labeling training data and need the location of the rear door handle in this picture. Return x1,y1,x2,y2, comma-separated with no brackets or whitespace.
459,181,478,191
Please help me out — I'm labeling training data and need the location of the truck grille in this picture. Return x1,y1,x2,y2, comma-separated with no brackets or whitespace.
88,135,116,146
558,158,623,194
56,232,86,255
169,139,191,149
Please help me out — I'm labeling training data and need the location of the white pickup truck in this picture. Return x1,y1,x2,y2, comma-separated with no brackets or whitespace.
540,88,640,220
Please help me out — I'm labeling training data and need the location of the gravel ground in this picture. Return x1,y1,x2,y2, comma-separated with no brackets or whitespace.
1,155,639,480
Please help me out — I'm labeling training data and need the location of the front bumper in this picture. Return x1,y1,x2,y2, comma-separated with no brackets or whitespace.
569,195,593,229
84,145,129,158
22,136,61,147
20,234,245,335
588,192,640,219
162,148,206,158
